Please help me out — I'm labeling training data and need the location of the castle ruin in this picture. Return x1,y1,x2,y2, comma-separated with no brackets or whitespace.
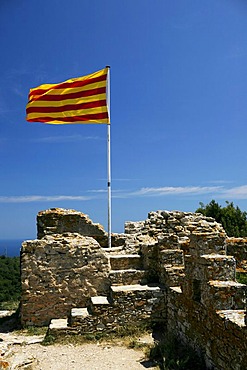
20,208,247,369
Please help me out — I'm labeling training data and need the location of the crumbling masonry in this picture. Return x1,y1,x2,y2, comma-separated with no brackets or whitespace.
20,208,247,369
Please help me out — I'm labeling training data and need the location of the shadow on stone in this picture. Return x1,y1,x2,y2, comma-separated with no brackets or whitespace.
0,308,21,333
140,359,160,369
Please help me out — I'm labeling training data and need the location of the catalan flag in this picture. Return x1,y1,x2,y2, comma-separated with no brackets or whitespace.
26,68,110,124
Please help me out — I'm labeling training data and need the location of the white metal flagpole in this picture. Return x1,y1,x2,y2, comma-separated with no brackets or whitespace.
106,66,111,248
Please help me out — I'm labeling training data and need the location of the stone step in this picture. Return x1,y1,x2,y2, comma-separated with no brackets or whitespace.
69,307,90,327
110,284,166,322
109,254,142,270
69,298,114,333
48,318,70,336
49,318,68,329
91,296,110,305
110,283,163,296
202,280,246,310
217,310,246,327
102,246,124,254
109,269,147,285
51,282,166,335
89,296,111,315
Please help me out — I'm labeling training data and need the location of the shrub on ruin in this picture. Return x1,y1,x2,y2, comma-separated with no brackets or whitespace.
196,200,247,237
0,256,20,306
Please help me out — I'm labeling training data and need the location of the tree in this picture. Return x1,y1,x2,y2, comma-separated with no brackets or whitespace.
0,256,20,302
195,200,247,237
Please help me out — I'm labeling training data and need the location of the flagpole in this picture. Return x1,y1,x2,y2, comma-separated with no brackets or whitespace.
106,66,111,248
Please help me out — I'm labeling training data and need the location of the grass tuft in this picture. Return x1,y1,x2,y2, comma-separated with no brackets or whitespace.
236,272,247,285
42,333,56,345
42,322,154,348
17,326,48,336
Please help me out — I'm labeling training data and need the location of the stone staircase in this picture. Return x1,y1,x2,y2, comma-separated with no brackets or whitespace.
108,253,147,286
48,252,166,336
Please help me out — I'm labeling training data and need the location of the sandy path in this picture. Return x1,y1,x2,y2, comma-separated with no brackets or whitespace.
7,341,157,370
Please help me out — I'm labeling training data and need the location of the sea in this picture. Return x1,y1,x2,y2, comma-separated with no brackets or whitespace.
0,239,30,257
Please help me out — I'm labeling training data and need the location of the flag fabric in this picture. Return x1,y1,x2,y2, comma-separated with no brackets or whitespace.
26,68,110,124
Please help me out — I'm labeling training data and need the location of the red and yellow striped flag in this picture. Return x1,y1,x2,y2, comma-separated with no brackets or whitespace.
26,68,110,124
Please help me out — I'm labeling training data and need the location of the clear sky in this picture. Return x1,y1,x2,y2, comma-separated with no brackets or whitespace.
1,0,247,239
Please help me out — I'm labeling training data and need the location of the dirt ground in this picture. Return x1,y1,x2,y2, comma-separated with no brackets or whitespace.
5,341,158,370
0,311,159,370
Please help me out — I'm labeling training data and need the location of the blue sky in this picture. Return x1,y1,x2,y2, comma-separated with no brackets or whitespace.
1,0,247,239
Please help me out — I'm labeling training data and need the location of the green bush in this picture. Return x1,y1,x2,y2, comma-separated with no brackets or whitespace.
196,200,247,237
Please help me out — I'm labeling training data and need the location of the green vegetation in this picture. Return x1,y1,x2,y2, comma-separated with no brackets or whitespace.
0,255,21,308
196,200,247,237
236,272,247,285
16,325,48,336
0,300,19,310
43,322,153,346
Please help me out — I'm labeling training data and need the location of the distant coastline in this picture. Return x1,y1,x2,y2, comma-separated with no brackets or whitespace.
0,239,26,257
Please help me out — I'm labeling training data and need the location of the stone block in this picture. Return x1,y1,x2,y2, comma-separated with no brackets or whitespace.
160,266,185,287
217,310,246,327
71,307,89,318
188,234,226,257
109,254,142,270
125,221,145,234
111,283,162,295
202,280,246,310
109,269,147,285
49,318,68,330
160,249,184,266
69,307,92,327
91,296,109,305
184,254,236,282
89,296,110,315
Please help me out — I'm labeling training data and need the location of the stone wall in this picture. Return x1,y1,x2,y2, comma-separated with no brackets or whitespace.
168,229,247,369
167,287,247,370
21,233,110,326
160,222,247,370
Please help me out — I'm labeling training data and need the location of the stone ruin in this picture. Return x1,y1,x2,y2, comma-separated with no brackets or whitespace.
20,208,247,370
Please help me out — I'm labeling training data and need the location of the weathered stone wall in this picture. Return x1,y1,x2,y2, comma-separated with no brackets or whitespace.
168,230,247,369
37,208,109,246
167,287,247,370
128,210,226,287
125,210,226,245
225,237,247,272
124,212,247,368
21,233,110,326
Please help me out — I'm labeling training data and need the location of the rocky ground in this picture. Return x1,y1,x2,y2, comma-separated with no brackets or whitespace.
0,311,159,370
